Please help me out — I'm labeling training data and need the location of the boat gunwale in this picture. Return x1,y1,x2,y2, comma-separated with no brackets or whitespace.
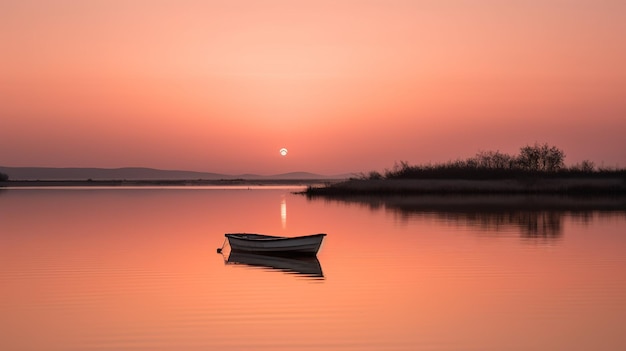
225,233,327,241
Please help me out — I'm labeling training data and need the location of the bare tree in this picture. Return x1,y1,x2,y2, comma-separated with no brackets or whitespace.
517,143,565,172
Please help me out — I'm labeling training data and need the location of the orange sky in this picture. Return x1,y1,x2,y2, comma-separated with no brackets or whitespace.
2,0,625,175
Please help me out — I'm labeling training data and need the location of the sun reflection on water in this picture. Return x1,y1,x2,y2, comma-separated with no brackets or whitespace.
281,197,287,229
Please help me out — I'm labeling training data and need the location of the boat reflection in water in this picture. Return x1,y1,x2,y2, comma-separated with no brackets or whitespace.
224,251,324,279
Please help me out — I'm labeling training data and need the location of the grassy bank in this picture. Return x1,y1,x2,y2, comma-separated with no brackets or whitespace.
304,177,626,196
305,144,625,196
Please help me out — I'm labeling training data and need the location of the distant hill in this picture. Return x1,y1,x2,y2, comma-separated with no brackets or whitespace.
0,166,350,181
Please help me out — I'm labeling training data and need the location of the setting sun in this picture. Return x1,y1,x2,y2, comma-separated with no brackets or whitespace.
280,148,288,157
1,0,625,175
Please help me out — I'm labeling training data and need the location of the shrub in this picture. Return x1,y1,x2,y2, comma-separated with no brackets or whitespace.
570,160,595,173
0,172,8,181
474,150,514,170
367,171,383,180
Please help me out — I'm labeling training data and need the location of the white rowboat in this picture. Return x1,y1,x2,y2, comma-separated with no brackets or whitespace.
225,233,326,255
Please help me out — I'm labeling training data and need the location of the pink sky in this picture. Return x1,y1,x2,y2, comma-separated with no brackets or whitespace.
2,0,625,175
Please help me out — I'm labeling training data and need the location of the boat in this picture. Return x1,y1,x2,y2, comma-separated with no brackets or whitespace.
224,233,326,255
225,251,324,278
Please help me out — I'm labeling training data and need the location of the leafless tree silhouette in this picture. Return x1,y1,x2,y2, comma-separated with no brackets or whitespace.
517,143,565,172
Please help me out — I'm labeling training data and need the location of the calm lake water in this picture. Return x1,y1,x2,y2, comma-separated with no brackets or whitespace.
1,187,626,351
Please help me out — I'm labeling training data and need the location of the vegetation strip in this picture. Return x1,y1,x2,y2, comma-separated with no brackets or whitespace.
305,143,626,196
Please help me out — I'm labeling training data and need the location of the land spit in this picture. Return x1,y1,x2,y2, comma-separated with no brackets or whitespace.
303,178,626,196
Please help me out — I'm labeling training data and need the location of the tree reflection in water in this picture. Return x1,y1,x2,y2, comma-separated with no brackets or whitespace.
307,194,626,238
432,210,565,238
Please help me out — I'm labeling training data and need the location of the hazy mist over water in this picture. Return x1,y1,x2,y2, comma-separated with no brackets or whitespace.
2,187,626,350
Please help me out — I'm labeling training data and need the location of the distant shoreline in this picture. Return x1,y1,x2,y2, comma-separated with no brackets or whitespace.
303,177,626,196
4,177,625,196
0,179,341,187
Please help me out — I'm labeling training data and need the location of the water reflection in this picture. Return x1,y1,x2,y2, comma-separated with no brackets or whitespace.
223,250,324,279
281,196,287,229
307,194,626,238
3,189,626,351
434,210,565,238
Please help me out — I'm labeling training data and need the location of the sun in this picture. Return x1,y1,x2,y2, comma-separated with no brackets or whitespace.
279,148,288,156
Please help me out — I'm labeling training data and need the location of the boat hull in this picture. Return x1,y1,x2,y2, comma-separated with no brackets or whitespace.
225,233,326,255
